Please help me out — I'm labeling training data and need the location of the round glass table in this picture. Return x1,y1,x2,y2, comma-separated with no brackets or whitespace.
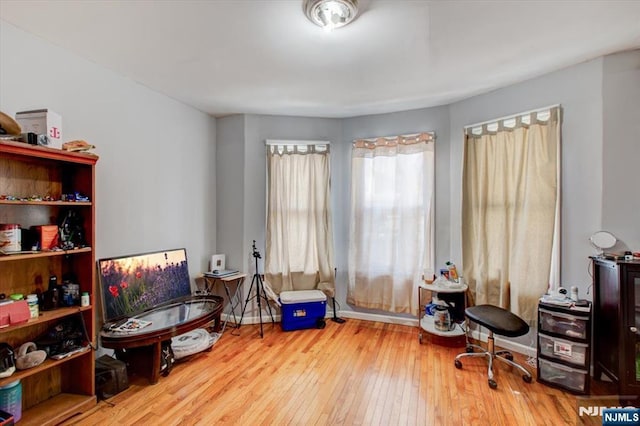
100,295,224,384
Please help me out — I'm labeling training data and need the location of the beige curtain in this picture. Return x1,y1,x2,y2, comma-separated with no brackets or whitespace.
265,143,335,297
462,107,561,322
348,133,435,315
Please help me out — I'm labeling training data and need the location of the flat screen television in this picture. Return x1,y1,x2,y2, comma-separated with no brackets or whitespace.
97,248,192,323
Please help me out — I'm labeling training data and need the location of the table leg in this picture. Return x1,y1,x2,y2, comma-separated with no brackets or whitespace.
114,343,162,385
223,283,239,331
150,341,162,384
224,277,244,335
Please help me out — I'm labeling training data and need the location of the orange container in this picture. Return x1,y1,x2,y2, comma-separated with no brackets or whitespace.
36,225,59,250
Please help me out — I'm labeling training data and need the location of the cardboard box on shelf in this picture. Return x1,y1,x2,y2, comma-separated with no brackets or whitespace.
15,109,62,149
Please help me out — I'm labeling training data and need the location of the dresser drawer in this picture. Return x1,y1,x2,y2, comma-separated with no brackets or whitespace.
538,358,589,394
539,307,588,340
538,332,588,367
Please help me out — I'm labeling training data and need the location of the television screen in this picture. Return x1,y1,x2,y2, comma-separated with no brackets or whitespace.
97,248,192,323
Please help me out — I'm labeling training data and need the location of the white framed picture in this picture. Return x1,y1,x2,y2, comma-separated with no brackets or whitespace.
210,254,225,272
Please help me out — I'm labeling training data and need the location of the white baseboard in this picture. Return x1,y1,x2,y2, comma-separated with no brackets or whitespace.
223,311,281,325
337,310,418,327
466,328,537,358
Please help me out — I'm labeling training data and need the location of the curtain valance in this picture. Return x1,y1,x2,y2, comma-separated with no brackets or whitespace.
352,132,434,158
353,132,434,148
466,107,560,137
266,139,330,156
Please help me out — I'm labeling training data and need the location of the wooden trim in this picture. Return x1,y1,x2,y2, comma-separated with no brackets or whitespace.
0,140,98,164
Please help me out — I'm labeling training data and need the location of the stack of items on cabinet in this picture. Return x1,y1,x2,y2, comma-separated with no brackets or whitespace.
537,294,592,395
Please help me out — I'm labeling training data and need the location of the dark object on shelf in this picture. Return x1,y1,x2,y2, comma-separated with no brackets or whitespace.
35,315,86,358
592,258,640,406
58,209,86,249
454,304,532,390
42,288,59,311
42,275,60,311
19,132,37,145
61,192,90,202
95,355,129,399
0,408,15,426
19,227,37,251
0,343,16,379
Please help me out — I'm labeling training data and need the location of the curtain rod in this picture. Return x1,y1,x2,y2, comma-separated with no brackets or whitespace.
265,139,330,146
463,104,560,130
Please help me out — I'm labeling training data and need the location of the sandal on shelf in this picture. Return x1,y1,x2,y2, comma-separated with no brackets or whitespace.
15,342,47,370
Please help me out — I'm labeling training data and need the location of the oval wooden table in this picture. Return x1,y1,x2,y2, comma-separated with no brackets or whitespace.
100,295,224,384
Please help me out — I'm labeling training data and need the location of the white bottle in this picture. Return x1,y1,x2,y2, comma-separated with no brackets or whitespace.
26,294,39,319
81,292,90,307
570,286,579,302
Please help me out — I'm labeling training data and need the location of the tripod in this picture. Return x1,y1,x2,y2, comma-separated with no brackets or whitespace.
238,241,275,338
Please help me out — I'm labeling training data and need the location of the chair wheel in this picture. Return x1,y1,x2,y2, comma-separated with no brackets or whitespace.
454,360,462,369
465,346,474,353
488,379,497,389
523,374,532,383
505,353,513,361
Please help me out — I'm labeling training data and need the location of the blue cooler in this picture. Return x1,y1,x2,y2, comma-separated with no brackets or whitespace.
280,290,327,331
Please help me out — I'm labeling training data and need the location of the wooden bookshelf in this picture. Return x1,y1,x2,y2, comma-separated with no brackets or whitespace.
0,140,98,424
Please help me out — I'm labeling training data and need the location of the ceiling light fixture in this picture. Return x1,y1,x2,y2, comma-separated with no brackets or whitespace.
303,0,359,31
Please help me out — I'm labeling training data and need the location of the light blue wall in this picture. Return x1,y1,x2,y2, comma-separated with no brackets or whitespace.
0,21,217,279
602,50,640,251
216,115,246,271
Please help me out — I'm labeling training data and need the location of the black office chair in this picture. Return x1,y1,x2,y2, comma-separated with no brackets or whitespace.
454,304,533,389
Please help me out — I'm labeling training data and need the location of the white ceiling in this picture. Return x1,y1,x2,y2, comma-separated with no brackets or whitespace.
1,1,639,118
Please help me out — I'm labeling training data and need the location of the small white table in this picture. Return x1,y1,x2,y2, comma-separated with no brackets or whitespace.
418,281,468,346
200,273,246,335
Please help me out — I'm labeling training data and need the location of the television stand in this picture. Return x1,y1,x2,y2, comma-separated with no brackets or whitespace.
100,295,223,384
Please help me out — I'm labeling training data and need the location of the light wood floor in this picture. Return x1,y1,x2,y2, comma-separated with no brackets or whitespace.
64,319,614,426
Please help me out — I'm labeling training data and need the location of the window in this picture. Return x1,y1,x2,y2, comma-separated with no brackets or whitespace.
348,133,435,314
264,142,335,296
462,107,561,321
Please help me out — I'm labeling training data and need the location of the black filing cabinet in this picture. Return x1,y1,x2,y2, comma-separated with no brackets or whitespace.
592,258,640,405
537,300,592,394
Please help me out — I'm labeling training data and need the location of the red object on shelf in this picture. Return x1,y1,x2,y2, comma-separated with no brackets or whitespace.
0,300,30,328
